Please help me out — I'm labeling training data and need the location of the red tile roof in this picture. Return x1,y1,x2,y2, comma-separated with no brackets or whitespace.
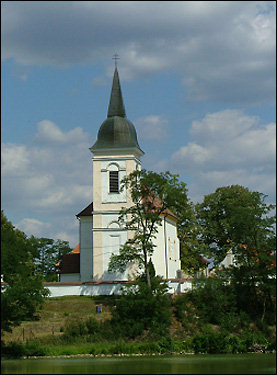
72,243,80,253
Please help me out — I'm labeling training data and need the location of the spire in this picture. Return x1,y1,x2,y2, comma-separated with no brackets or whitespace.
107,67,126,118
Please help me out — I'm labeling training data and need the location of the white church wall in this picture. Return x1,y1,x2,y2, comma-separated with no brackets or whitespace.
151,218,167,278
79,216,93,281
101,214,128,281
151,217,181,280
166,218,181,278
44,279,193,297
59,274,80,282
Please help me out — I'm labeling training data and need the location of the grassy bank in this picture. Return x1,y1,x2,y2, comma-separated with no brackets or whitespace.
2,295,113,343
1,295,276,358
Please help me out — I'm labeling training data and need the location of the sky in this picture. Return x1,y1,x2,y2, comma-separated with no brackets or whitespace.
1,1,276,247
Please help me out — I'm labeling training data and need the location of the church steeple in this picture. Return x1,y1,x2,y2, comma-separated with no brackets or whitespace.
107,67,126,118
90,63,143,156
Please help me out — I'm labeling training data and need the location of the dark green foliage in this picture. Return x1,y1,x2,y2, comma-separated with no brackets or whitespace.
85,317,99,335
1,211,49,333
1,342,25,358
192,332,247,354
63,319,87,338
111,276,172,339
29,236,72,281
1,341,47,358
109,169,190,288
189,277,238,327
196,185,276,323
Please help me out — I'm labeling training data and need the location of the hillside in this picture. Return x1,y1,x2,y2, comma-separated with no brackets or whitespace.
2,295,115,344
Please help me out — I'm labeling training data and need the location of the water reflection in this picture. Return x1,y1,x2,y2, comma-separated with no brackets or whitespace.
1,354,276,374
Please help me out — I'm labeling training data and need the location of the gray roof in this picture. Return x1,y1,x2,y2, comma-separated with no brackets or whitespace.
90,68,144,155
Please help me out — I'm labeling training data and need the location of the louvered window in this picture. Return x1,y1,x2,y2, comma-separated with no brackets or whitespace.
109,171,119,193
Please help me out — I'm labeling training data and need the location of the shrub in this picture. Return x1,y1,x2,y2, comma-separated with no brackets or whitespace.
1,342,25,358
63,319,86,338
111,276,172,339
158,336,175,353
191,277,238,326
192,332,228,354
240,330,268,352
24,341,47,356
85,317,99,335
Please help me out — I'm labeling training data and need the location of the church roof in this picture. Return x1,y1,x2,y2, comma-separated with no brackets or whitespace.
58,252,80,274
76,202,93,217
107,67,126,118
90,67,144,155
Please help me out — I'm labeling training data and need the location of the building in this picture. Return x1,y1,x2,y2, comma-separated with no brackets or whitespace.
57,66,181,285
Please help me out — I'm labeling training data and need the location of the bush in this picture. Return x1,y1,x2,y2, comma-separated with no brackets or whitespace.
1,341,47,358
240,330,268,352
111,276,172,339
192,332,228,354
191,278,238,326
1,342,25,358
85,317,99,335
63,319,86,338
24,341,47,356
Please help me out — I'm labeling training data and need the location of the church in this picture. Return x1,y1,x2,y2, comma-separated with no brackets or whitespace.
57,66,181,285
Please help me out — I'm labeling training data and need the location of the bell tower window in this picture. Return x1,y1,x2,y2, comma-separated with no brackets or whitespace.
109,171,119,193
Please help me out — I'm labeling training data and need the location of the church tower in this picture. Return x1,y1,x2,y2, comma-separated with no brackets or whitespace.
89,67,144,281
58,64,181,285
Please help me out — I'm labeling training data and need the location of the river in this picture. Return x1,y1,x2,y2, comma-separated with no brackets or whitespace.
1,353,276,374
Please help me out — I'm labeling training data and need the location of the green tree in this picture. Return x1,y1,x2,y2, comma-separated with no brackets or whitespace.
111,269,171,339
29,237,72,281
108,169,190,289
176,201,209,276
1,211,49,332
196,185,276,321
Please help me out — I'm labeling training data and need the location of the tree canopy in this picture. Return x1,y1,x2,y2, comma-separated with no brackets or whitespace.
108,169,190,288
1,211,49,332
29,236,72,281
195,185,276,321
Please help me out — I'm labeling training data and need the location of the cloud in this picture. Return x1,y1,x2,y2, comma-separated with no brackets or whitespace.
15,218,51,238
1,120,93,246
35,120,88,145
1,1,275,104
135,115,168,142
169,109,276,203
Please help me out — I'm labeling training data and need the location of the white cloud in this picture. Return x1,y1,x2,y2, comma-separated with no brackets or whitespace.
1,1,275,104
135,115,168,142
35,120,88,145
1,143,30,176
1,120,93,245
169,109,276,203
15,218,51,238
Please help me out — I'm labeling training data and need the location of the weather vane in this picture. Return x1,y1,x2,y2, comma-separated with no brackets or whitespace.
112,53,120,68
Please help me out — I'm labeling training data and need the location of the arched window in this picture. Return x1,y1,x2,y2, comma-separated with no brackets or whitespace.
109,170,119,193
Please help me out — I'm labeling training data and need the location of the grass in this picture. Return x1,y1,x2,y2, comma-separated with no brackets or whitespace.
2,295,113,344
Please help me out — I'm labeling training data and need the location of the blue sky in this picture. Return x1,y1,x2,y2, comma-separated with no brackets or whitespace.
1,1,276,247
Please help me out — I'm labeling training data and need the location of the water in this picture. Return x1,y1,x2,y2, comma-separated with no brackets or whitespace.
1,353,276,374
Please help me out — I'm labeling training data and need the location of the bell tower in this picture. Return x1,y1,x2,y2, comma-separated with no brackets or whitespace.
89,66,144,281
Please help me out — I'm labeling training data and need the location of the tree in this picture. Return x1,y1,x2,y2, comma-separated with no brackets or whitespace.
111,266,171,339
196,185,276,321
29,237,72,281
176,201,209,276
1,211,49,332
108,169,190,289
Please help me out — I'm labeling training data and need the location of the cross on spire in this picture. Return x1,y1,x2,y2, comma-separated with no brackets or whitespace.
112,53,120,68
